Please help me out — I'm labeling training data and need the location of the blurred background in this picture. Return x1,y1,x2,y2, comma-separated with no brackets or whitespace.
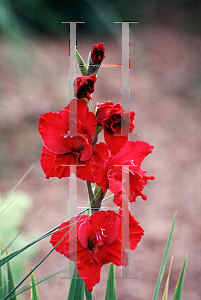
0,0,201,299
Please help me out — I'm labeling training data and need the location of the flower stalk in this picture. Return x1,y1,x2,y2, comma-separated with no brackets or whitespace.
38,41,154,292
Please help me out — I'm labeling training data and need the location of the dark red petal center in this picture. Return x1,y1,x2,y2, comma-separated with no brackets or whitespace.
87,230,105,252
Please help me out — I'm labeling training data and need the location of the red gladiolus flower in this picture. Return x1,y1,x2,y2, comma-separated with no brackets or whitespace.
91,43,105,65
90,141,154,204
50,210,129,291
96,101,135,155
38,98,97,181
73,74,96,100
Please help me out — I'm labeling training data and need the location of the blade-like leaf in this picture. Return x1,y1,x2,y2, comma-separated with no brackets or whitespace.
15,267,68,298
30,272,40,300
0,164,35,209
0,208,90,268
85,285,92,300
6,250,17,300
0,268,4,300
76,48,88,76
67,265,84,300
1,207,45,256
0,198,16,216
172,254,187,300
152,212,177,300
3,217,81,300
105,263,116,300
0,251,5,300
162,256,173,300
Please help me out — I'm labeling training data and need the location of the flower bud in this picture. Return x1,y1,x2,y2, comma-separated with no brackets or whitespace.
87,43,105,75
73,74,96,101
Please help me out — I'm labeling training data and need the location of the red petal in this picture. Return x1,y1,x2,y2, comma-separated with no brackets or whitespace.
78,211,120,248
77,160,95,182
77,260,102,291
40,146,57,178
50,216,89,258
38,109,70,154
50,221,70,255
111,140,154,166
55,153,94,181
67,99,97,140
96,102,114,126
94,240,128,267
118,210,144,250
54,153,72,178
104,129,128,155
90,142,109,192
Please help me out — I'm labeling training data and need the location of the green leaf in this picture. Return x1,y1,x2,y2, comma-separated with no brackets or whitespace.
84,285,92,300
14,267,68,298
172,254,187,300
105,264,116,300
76,48,88,76
30,272,40,300
3,218,80,300
67,265,84,300
6,250,17,300
0,269,4,300
152,212,177,300
0,209,90,268
0,251,5,300
162,256,173,300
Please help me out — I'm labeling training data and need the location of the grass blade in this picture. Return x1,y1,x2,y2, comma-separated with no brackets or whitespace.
0,207,91,268
6,250,17,300
0,267,5,300
0,198,17,216
30,272,40,300
3,216,82,300
0,164,35,209
67,266,84,300
0,251,6,299
15,267,68,298
162,256,173,300
1,207,45,256
152,212,177,300
172,254,187,300
105,263,116,300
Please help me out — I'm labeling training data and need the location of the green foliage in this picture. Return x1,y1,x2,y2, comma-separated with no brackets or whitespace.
152,212,177,300
0,252,6,300
172,255,187,300
105,264,116,300
67,266,84,300
162,256,173,300
6,250,17,300
0,249,17,300
30,272,40,300
152,212,187,300
0,190,38,282
85,285,92,300
14,267,68,298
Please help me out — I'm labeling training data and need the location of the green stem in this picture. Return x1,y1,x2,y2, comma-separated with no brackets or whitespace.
86,181,95,208
86,181,96,214
86,181,106,214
